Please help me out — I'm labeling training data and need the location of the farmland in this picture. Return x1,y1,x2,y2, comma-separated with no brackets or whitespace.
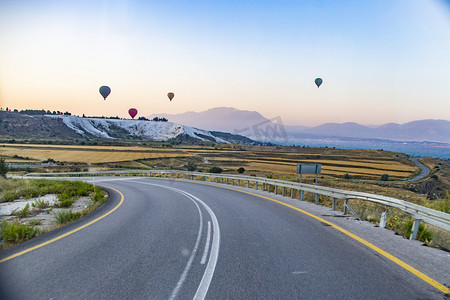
1,143,417,180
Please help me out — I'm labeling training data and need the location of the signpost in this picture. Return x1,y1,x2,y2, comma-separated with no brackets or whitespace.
297,164,321,203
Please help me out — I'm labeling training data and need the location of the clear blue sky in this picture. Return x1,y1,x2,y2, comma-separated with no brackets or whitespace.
1,0,449,125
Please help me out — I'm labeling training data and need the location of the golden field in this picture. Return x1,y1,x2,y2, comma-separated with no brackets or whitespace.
1,143,417,180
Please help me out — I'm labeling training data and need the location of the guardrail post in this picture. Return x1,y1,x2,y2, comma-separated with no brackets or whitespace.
283,187,286,197
238,179,241,186
232,179,235,185
410,219,421,240
263,183,266,191
315,194,319,205
216,177,218,183
164,173,166,178
268,184,271,193
255,182,258,190
379,212,387,229
300,190,304,201
332,198,337,210
344,199,349,215
248,180,250,188
291,188,294,198
206,176,208,182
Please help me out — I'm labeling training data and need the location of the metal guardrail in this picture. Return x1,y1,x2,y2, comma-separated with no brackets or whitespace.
25,169,450,236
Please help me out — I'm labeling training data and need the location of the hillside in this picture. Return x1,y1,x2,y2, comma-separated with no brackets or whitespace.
0,111,259,145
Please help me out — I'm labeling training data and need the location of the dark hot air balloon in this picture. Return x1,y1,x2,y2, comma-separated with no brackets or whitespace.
99,86,111,100
315,78,323,88
128,108,138,119
167,92,174,101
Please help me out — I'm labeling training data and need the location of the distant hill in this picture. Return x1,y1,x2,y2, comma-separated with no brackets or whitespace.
149,107,271,133
151,107,450,144
0,111,260,145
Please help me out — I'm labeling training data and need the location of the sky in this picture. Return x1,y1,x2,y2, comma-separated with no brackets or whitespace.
1,0,449,126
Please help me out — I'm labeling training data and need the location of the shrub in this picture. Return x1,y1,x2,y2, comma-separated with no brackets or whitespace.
0,220,41,244
91,188,107,204
237,167,245,174
380,174,390,181
343,173,352,180
402,219,433,242
28,220,42,226
32,198,49,209
58,192,74,208
186,160,197,171
0,158,8,178
55,210,82,225
209,166,223,173
14,203,30,218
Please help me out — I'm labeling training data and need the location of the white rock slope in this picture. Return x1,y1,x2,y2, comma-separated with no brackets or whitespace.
47,115,229,143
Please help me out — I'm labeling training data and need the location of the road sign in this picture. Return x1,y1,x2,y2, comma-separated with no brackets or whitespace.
297,164,321,175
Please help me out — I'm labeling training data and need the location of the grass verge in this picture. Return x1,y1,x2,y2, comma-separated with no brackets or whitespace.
0,179,108,250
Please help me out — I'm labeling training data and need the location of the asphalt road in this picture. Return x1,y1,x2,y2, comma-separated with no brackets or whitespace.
0,177,446,299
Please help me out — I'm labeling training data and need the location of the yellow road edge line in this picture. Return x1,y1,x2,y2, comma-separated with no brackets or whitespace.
0,185,124,264
172,178,450,295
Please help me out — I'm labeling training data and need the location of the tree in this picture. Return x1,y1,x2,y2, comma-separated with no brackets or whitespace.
237,167,245,174
186,160,197,171
380,174,390,181
0,158,8,178
209,166,223,173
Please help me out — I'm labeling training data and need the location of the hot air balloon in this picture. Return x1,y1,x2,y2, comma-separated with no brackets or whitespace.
167,92,174,101
315,78,323,88
128,108,138,119
99,86,111,100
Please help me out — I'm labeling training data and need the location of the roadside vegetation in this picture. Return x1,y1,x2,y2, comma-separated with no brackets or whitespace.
0,177,107,250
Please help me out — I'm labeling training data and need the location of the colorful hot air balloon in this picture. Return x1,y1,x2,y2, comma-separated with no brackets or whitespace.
315,78,323,88
128,108,138,119
167,92,174,101
99,86,111,100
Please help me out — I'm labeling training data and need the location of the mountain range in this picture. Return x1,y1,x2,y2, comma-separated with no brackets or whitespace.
150,107,450,144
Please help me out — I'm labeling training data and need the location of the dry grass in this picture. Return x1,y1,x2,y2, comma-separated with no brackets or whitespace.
0,145,190,163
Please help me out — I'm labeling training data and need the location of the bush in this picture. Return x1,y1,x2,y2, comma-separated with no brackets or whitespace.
380,174,390,181
0,220,41,244
343,173,352,180
91,188,107,204
28,220,42,226
0,158,8,178
58,192,74,208
32,198,49,209
14,203,30,218
237,167,245,174
186,160,197,171
55,210,82,225
209,166,223,173
402,219,433,242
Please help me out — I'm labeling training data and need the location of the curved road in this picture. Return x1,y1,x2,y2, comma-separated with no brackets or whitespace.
361,157,430,183
0,177,446,299
401,158,430,182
